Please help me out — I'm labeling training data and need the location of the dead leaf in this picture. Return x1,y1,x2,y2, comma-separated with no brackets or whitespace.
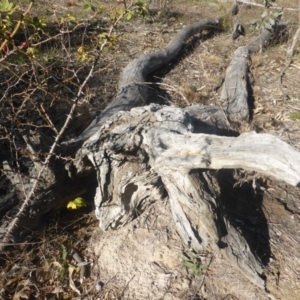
12,283,31,300
69,267,81,295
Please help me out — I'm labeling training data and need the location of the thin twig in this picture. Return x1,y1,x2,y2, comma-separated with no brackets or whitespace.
236,0,298,11
279,27,300,86
0,2,134,251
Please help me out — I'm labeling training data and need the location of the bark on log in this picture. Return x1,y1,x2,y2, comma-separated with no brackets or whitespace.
64,14,233,146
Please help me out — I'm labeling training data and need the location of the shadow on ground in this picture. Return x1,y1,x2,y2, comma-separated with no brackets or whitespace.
215,169,271,266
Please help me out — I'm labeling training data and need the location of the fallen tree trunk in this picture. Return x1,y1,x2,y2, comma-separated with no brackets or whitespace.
73,6,288,297
65,5,238,146
75,103,300,291
1,2,298,299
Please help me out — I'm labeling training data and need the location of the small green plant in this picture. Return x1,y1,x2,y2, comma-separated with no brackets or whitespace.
67,197,87,210
98,32,118,48
60,243,78,278
0,0,18,29
290,112,300,121
251,9,283,31
125,0,149,21
25,15,47,30
60,243,69,277
181,251,206,277
77,1,149,60
40,243,78,281
83,0,105,16
250,0,283,32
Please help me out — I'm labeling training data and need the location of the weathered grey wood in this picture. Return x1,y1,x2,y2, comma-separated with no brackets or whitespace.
78,104,300,227
144,126,300,187
183,105,233,134
231,21,245,40
0,5,292,298
75,103,300,290
220,14,282,124
162,169,265,288
65,17,228,146
72,4,282,147
2,14,228,243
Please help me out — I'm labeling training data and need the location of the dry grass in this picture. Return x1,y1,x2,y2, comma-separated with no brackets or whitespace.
0,209,102,299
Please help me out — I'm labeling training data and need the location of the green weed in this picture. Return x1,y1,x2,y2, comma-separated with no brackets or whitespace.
290,111,300,121
181,251,206,277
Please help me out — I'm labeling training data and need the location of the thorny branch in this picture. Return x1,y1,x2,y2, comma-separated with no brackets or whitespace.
0,2,134,251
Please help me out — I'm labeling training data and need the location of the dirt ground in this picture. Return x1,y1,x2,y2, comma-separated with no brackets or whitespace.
1,0,300,299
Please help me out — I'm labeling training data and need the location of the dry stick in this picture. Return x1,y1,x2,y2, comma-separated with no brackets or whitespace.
0,4,133,252
279,28,300,83
0,62,73,108
279,0,300,87
30,22,85,48
236,0,298,11
40,104,59,135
